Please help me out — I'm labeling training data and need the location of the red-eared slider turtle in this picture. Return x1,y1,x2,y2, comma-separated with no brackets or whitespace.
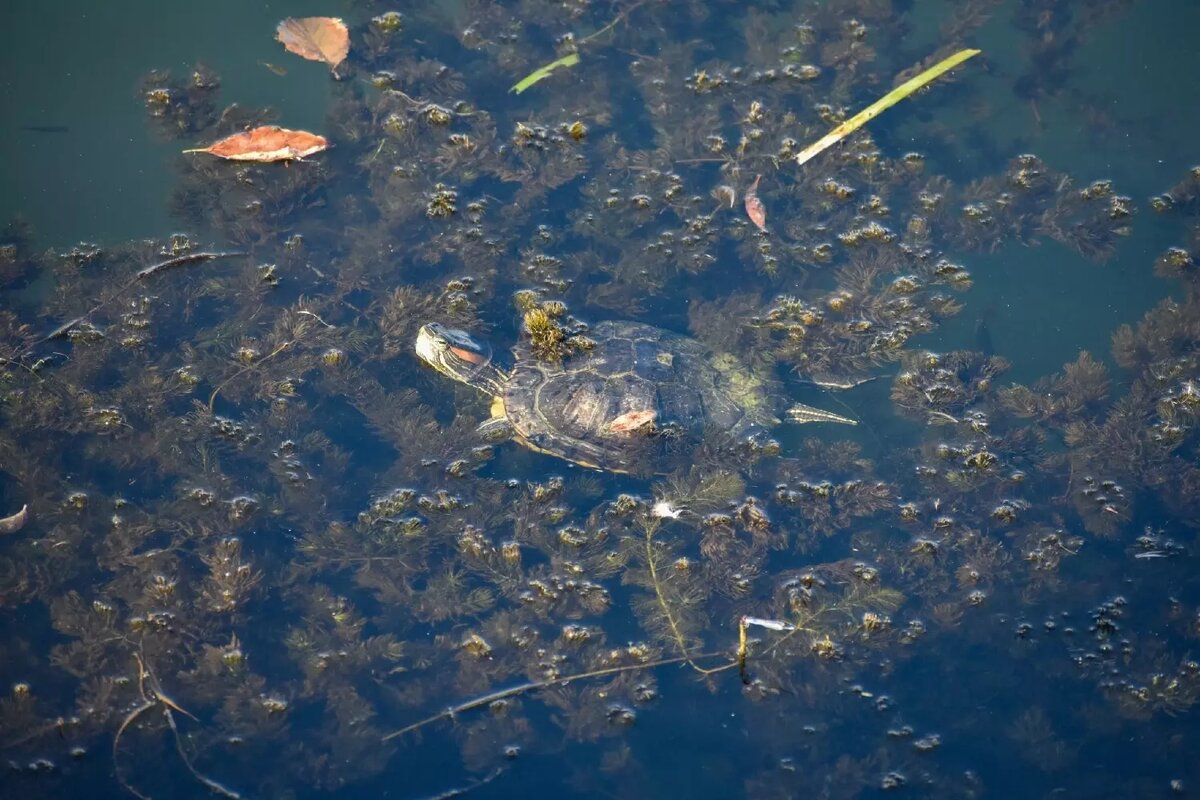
415,320,855,473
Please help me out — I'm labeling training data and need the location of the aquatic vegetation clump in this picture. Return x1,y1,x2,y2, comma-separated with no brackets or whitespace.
891,349,1011,421
3,4,1200,799
139,64,221,138
516,295,592,362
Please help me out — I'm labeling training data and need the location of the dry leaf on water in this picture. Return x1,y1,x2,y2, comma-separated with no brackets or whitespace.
183,126,329,162
744,175,767,232
276,17,350,75
0,504,28,535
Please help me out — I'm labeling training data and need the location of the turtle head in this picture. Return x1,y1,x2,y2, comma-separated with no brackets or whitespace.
415,323,502,394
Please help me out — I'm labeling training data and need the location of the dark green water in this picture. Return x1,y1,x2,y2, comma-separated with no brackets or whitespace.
2,2,1199,798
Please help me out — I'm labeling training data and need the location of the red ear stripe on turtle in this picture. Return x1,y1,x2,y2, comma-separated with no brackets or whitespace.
450,346,488,365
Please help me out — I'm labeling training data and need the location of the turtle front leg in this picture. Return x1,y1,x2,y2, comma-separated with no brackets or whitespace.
476,394,515,442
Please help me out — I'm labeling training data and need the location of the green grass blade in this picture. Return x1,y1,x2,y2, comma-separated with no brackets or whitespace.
795,48,982,167
511,53,581,94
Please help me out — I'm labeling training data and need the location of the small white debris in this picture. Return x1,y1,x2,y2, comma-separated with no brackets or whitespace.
742,616,796,632
651,500,682,519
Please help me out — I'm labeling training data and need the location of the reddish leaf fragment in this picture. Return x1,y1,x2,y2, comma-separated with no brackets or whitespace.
607,409,657,434
744,174,767,232
0,504,28,535
184,126,329,162
276,17,350,75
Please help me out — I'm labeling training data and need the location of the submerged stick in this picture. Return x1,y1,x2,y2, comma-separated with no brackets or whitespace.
796,375,878,390
135,250,244,280
381,651,726,742
414,767,504,800
31,251,245,350
795,48,981,167
383,610,816,744
384,609,806,744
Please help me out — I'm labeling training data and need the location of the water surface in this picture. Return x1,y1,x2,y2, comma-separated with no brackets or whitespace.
2,2,1199,799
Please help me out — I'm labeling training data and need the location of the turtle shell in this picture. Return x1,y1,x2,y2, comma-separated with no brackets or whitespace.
502,321,774,472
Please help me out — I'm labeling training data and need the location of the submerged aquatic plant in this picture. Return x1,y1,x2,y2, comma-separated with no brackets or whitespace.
1,3,1196,799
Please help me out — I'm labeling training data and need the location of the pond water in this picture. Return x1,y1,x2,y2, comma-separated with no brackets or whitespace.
2,2,1200,798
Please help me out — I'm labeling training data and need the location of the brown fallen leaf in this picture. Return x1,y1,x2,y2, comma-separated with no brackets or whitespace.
183,126,329,162
606,409,657,434
744,174,767,232
0,504,28,535
276,17,350,76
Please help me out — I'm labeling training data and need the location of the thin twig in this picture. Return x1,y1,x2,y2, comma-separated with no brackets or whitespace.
642,522,729,676
380,651,726,743
297,309,335,328
208,338,296,411
135,251,244,280
413,767,505,800
163,708,242,800
579,0,650,44
112,651,242,800
26,251,244,354
112,700,157,800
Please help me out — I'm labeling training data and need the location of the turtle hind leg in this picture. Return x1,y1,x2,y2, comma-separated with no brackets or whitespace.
786,402,858,426
476,416,515,441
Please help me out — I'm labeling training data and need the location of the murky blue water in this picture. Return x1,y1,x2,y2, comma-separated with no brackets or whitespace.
3,2,1200,798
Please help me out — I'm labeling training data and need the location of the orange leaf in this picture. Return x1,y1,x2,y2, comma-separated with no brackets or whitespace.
744,174,767,232
183,126,329,162
276,17,350,74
